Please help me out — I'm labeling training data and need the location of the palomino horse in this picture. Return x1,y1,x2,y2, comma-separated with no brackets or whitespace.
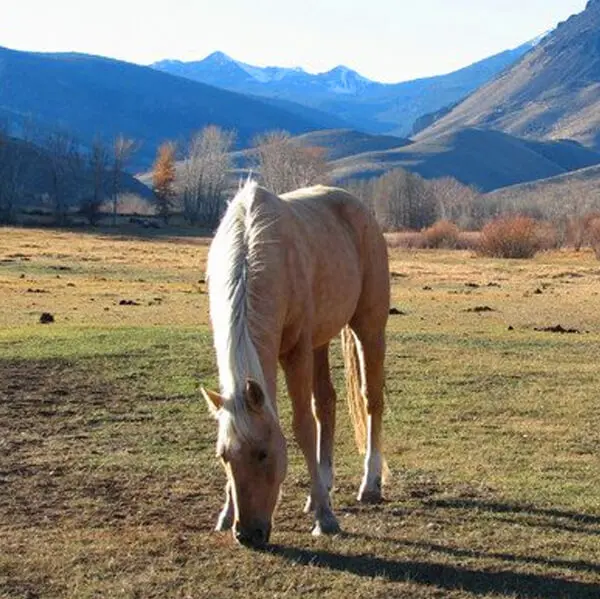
202,181,389,547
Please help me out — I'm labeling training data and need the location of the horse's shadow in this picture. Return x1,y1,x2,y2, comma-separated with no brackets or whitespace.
268,542,599,598
268,498,600,598
423,497,600,536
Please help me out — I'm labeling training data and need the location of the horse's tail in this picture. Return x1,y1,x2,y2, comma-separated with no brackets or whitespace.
341,325,367,454
341,325,389,481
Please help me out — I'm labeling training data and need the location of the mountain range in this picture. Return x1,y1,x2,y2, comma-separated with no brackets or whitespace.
0,46,341,169
151,37,542,137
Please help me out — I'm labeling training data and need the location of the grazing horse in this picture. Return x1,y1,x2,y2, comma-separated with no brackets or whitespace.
202,181,389,547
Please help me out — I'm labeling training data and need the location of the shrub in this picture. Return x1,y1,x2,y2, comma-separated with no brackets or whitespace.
535,220,560,251
421,220,461,249
478,216,542,259
586,217,600,259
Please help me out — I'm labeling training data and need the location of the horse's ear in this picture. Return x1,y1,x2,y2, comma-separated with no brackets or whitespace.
245,379,265,413
202,387,224,417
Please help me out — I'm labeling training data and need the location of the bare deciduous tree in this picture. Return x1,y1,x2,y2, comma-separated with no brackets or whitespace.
342,178,378,215
429,176,480,228
180,126,235,227
0,124,26,223
80,138,109,226
44,130,83,225
253,130,329,195
110,135,137,225
369,168,436,231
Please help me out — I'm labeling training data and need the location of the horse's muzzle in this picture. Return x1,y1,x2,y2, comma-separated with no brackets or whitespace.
234,521,271,548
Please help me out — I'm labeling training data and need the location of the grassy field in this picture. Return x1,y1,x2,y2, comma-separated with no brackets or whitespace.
1,226,599,598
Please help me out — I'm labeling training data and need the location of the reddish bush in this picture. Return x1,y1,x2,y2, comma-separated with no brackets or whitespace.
478,216,542,259
535,220,560,251
457,231,481,250
421,220,460,249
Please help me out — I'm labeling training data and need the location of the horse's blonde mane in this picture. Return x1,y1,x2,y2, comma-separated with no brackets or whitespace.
207,180,277,442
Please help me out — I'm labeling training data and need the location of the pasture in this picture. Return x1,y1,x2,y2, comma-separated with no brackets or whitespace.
1,226,599,598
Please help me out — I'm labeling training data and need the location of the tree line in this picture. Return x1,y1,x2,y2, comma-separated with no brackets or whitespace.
4,120,598,234
0,121,136,226
150,128,331,228
149,126,481,231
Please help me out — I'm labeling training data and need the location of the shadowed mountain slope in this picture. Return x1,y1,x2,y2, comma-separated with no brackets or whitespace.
290,129,411,161
329,128,600,192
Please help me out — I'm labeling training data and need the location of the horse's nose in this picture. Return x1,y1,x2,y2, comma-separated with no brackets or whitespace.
234,523,271,547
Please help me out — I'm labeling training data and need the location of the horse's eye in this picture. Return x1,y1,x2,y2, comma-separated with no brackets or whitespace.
257,450,268,463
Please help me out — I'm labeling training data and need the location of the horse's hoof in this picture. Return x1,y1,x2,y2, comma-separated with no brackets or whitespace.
311,515,341,536
357,488,383,504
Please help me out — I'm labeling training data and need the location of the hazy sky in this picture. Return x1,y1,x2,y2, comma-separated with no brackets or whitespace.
0,0,589,82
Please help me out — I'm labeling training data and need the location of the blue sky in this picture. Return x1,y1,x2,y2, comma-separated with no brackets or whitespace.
0,0,588,82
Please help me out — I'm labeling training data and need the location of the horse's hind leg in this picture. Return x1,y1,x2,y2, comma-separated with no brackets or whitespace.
281,337,340,536
304,343,336,512
349,323,386,503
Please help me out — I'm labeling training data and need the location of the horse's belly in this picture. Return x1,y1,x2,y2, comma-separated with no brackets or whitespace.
310,273,361,348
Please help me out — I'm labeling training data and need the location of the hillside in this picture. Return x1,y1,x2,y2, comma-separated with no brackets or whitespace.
416,1,600,149
151,38,540,137
485,163,600,216
0,46,340,170
287,129,411,161
328,128,600,192
0,135,152,210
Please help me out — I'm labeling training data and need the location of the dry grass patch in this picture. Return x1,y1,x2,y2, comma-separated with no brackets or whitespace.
0,227,211,328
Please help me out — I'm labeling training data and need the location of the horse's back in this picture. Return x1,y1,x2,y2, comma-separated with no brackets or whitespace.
280,185,382,254
278,185,389,346
281,184,387,269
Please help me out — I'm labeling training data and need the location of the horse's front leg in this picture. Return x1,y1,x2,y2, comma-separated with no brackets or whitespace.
215,481,234,531
281,339,340,536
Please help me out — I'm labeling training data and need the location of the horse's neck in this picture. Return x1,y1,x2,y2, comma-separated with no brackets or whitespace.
212,182,285,408
241,316,279,410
